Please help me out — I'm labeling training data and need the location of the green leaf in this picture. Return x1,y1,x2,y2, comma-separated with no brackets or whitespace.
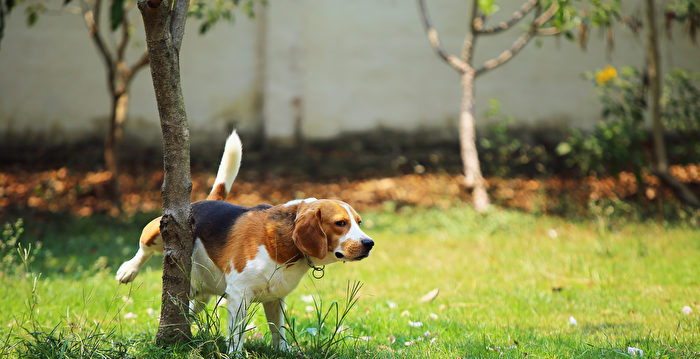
477,0,499,16
555,142,572,156
109,0,125,31
199,21,211,34
26,10,38,26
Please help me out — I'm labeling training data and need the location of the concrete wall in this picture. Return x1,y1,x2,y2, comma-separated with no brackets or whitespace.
1,0,699,145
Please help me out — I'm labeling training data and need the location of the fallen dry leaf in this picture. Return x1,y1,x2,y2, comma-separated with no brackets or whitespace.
419,288,439,303
1,163,698,217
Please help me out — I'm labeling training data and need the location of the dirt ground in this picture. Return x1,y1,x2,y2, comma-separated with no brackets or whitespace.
2,162,699,218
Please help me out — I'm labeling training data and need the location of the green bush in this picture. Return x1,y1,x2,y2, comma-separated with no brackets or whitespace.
557,66,700,176
663,68,700,162
479,99,549,177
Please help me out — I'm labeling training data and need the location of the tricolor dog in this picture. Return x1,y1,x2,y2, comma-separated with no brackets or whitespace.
115,131,374,353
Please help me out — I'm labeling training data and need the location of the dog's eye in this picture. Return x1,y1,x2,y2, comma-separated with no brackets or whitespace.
335,220,347,227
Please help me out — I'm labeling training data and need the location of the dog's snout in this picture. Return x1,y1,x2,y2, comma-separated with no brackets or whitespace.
335,252,345,259
361,238,374,249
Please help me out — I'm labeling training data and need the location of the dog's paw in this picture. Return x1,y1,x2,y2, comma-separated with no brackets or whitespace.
115,261,139,283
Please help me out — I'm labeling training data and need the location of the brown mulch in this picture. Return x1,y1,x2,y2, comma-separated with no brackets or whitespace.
1,164,699,217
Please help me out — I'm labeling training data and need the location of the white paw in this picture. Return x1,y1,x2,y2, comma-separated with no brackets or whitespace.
115,260,139,283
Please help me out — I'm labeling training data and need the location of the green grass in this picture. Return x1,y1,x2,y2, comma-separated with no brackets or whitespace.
1,205,699,358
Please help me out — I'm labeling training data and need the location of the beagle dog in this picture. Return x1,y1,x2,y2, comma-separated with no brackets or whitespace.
115,131,374,353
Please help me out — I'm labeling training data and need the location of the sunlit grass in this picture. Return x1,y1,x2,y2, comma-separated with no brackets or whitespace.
1,205,698,357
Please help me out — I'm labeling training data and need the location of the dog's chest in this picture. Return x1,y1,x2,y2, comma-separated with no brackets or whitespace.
226,245,308,302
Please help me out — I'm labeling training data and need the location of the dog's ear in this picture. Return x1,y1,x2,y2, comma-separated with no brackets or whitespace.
293,207,327,259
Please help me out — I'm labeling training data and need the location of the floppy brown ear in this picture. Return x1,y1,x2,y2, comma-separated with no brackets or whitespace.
292,208,327,259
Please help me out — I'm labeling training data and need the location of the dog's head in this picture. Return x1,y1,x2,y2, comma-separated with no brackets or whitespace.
292,199,374,262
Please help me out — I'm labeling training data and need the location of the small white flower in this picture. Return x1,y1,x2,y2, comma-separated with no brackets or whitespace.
423,330,431,337
305,305,315,313
387,301,398,309
121,296,133,304
146,308,156,316
429,313,439,320
358,336,373,341
547,229,558,238
568,316,578,326
430,337,438,344
682,306,693,315
388,335,396,344
301,295,314,303
404,340,413,346
400,310,411,317
408,320,423,328
627,346,643,356
124,312,137,319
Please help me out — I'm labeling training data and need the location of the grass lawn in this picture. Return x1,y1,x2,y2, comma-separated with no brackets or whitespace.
1,205,698,358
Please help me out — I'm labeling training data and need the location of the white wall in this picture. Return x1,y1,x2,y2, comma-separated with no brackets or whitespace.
1,0,699,145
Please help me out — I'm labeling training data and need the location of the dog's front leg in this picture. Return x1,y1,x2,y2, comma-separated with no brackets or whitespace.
263,298,290,352
225,289,250,354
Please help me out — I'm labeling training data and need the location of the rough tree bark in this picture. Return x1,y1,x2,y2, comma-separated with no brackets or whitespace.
82,0,149,210
645,0,700,208
417,0,556,212
138,0,194,344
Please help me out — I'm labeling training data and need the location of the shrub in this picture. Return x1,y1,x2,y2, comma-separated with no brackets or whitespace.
557,66,700,176
479,99,549,177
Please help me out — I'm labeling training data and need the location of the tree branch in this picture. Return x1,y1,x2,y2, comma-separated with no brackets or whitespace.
653,170,700,208
83,0,115,89
130,51,150,74
536,26,560,36
461,0,480,64
116,14,130,62
417,0,468,73
115,51,150,96
475,2,558,77
170,0,189,51
474,0,537,35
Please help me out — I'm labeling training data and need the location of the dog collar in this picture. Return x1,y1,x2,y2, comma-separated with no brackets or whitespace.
304,254,325,279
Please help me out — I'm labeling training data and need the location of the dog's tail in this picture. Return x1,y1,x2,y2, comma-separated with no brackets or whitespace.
207,130,242,201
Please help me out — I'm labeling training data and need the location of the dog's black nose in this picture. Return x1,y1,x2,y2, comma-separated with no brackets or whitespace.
361,238,374,249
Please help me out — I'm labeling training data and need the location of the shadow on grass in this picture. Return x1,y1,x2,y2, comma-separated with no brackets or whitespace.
2,210,160,278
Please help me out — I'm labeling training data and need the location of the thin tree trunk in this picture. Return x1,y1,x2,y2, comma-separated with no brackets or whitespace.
645,0,700,208
105,93,128,210
645,0,667,174
252,1,267,150
460,69,489,212
138,0,193,345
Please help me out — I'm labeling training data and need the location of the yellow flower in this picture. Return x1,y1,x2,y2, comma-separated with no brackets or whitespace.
595,66,617,86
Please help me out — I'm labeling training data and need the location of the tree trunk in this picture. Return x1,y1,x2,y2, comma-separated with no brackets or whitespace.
105,92,128,211
252,1,267,150
645,0,667,174
645,0,700,208
460,69,489,212
138,0,193,345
